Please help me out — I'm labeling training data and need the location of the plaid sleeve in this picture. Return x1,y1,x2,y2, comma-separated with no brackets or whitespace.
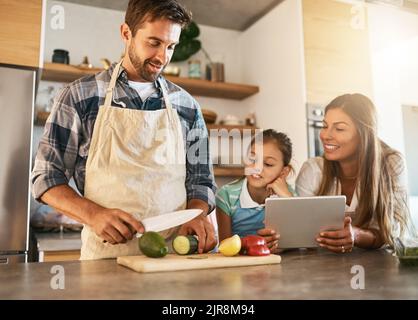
185,101,217,213
31,85,82,201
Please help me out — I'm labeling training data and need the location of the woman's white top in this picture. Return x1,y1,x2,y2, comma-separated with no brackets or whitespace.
295,157,379,229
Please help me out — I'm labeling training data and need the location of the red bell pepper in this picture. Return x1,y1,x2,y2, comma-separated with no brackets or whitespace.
246,244,270,256
240,235,270,256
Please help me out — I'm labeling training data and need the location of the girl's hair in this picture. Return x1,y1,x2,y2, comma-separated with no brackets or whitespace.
250,129,293,169
317,93,414,246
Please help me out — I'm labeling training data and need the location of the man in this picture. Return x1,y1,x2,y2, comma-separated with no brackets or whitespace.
31,0,217,259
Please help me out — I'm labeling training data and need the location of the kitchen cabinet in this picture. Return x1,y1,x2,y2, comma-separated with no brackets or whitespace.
0,0,43,68
302,0,374,104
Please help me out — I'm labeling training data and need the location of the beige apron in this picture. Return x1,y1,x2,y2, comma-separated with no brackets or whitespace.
80,61,187,260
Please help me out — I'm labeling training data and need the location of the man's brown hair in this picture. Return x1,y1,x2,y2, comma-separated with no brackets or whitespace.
125,0,192,36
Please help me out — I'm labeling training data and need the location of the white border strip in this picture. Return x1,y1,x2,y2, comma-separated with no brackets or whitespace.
38,0,47,68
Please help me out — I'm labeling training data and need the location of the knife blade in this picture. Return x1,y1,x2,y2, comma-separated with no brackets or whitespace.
135,209,203,237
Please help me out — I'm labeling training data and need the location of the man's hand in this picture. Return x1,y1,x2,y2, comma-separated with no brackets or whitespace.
178,215,217,253
88,208,145,245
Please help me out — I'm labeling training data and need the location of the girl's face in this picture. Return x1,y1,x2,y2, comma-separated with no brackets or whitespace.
246,141,288,188
320,108,360,163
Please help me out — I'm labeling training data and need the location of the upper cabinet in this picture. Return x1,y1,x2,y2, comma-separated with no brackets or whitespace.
0,0,43,68
303,0,373,104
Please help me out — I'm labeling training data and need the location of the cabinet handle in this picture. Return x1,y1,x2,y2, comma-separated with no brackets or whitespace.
0,258,8,264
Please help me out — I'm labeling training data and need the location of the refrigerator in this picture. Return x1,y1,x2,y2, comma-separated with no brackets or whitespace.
0,64,36,264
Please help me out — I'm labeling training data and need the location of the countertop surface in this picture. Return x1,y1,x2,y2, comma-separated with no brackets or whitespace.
1,248,417,299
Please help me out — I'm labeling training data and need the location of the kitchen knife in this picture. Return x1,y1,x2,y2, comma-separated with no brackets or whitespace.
135,209,203,237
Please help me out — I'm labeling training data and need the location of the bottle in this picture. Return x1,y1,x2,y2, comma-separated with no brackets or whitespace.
188,60,201,79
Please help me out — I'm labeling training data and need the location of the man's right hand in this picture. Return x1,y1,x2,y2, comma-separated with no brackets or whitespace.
88,208,145,245
39,185,144,245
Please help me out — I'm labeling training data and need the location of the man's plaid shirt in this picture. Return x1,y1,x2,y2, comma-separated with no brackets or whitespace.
31,63,217,211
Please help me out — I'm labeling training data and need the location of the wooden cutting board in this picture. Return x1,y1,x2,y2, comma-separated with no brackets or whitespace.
117,253,281,273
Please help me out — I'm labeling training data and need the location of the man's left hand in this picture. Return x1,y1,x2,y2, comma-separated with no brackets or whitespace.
178,215,217,254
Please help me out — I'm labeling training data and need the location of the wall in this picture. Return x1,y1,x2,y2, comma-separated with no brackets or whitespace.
238,0,308,177
402,106,418,196
367,4,418,223
44,0,124,67
368,4,418,154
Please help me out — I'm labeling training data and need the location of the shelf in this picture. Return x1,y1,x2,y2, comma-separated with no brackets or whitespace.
40,63,259,100
41,63,103,82
214,166,244,177
206,124,258,133
164,75,259,100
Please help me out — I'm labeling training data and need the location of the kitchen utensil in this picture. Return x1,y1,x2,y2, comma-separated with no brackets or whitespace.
78,56,93,69
117,253,281,273
201,109,217,124
221,114,242,126
163,65,181,77
135,209,202,237
101,58,112,70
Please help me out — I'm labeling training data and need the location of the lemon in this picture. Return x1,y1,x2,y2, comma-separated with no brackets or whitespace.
219,234,241,257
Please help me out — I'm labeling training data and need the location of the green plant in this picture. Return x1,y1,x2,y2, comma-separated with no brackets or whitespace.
171,21,202,62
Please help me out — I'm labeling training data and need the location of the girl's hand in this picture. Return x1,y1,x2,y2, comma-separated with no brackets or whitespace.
316,216,355,253
257,228,280,253
266,177,292,197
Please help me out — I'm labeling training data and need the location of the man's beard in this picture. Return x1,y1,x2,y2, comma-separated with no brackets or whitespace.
128,43,165,82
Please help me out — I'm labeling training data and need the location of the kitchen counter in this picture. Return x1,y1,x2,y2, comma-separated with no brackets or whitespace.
1,248,417,299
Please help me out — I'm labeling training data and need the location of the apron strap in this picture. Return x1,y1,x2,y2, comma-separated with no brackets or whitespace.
104,63,175,118
104,60,124,107
157,77,174,111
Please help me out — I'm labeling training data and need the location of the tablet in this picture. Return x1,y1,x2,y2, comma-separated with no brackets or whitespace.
265,196,346,249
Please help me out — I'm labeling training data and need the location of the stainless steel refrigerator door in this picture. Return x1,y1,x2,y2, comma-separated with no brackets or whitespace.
0,66,35,252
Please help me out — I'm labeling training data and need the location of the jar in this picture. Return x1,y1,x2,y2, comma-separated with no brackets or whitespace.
52,49,70,64
188,60,201,79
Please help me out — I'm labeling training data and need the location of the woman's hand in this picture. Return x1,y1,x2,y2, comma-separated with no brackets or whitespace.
316,216,355,253
266,177,292,197
257,228,280,253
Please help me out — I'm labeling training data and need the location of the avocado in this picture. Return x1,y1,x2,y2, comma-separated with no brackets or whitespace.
138,231,168,258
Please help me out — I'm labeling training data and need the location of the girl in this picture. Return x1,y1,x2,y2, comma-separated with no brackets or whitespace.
296,93,416,253
216,129,295,253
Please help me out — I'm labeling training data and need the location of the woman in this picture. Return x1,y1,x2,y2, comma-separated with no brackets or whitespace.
296,93,415,253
